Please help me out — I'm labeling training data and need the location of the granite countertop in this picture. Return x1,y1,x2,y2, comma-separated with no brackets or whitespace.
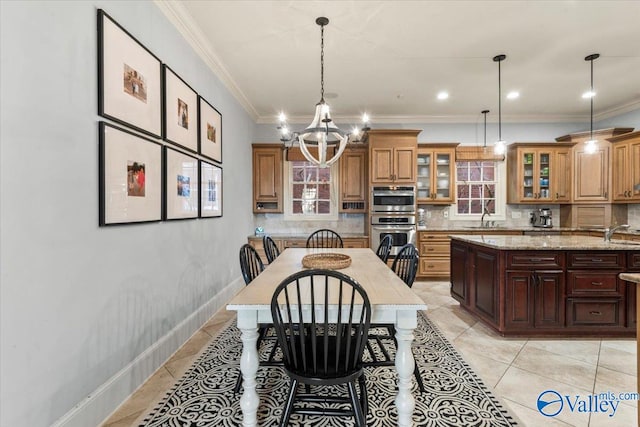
418,226,640,236
248,233,368,239
449,234,640,250
620,273,640,284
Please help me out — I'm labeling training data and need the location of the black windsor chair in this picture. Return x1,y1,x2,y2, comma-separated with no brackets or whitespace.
375,234,393,263
365,243,425,392
270,269,371,426
306,229,344,248
263,235,280,264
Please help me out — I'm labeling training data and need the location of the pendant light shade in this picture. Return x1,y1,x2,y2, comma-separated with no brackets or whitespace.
276,17,351,167
584,53,600,154
493,54,507,155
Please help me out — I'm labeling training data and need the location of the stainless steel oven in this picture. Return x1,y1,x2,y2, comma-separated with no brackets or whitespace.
371,186,416,213
370,214,417,257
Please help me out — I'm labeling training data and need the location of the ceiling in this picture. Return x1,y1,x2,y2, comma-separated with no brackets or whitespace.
160,1,640,125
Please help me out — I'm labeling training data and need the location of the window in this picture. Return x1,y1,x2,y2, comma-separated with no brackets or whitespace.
284,161,338,220
450,160,505,220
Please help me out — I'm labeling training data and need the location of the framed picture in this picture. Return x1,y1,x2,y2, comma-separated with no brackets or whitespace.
163,65,198,152
98,9,162,138
99,122,162,226
200,161,222,218
164,146,199,220
198,96,222,163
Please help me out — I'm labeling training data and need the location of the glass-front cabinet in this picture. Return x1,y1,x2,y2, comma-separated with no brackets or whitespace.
416,144,457,204
506,143,574,204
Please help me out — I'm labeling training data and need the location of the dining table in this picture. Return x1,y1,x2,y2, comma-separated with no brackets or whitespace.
227,247,428,427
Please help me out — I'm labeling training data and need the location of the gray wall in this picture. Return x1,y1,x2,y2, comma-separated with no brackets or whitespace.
0,1,253,426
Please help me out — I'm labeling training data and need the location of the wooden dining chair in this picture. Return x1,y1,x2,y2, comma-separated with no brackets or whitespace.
239,243,264,285
270,269,371,426
306,229,344,248
365,243,425,392
263,235,280,264
375,234,393,263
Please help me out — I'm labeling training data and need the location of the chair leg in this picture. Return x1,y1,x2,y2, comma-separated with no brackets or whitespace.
279,378,298,427
233,368,242,394
348,381,366,427
358,375,369,418
413,360,426,393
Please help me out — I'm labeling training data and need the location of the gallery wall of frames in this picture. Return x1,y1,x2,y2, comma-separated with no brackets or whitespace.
97,9,223,226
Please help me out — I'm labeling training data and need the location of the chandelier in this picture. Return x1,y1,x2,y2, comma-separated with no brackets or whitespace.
277,17,364,167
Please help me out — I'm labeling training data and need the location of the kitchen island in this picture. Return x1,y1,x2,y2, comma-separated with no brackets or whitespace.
449,235,640,337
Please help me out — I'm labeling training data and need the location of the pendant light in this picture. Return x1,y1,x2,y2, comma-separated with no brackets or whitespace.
493,54,507,155
482,109,490,150
276,17,350,167
584,53,600,154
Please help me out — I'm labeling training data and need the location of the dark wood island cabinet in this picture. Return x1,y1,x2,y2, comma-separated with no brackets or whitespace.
450,235,639,337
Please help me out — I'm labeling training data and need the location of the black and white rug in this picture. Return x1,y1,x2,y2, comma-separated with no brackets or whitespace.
141,313,518,426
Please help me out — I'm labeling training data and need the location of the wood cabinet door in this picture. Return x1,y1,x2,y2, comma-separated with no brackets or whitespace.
473,248,500,325
394,147,416,182
253,146,283,212
371,147,394,183
534,272,565,328
553,148,572,202
340,149,366,201
573,143,609,201
630,141,640,201
612,143,629,201
450,242,469,305
505,271,534,328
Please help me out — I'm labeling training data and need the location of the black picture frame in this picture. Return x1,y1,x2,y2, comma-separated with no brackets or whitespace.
198,96,222,163
164,146,199,220
98,9,163,138
163,65,198,152
199,160,223,218
99,121,163,226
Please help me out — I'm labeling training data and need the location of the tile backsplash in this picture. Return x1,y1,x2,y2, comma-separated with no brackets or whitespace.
253,213,366,235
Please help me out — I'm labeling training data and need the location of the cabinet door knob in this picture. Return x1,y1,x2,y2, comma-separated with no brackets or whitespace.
556,192,559,199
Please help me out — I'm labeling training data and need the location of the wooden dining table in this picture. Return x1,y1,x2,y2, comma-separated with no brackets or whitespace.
227,247,428,427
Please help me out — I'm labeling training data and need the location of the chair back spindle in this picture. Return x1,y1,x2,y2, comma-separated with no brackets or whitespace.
306,229,344,248
239,244,264,285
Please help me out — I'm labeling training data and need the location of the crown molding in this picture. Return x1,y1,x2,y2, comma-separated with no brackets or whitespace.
594,98,640,121
154,0,259,121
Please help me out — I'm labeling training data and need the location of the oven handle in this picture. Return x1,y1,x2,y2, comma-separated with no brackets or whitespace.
371,226,416,231
372,191,415,196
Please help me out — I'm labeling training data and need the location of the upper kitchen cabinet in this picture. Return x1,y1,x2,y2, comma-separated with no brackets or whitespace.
506,143,574,204
607,130,640,203
339,146,367,213
416,143,458,204
368,129,420,184
556,127,633,203
252,144,283,213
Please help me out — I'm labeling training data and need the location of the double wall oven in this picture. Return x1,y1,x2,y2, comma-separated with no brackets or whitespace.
370,186,417,257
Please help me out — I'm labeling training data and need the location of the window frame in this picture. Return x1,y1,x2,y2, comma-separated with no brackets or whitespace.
449,160,506,221
283,160,339,221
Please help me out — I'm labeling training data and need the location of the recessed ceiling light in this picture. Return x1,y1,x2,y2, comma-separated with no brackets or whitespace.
506,91,519,100
582,90,596,99
437,91,449,100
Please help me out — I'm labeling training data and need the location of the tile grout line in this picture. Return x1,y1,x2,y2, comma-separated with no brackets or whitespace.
587,340,603,427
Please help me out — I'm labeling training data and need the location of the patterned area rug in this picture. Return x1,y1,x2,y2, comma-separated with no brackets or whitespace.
141,313,518,426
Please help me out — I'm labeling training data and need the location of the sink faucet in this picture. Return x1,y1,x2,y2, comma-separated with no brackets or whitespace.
480,208,491,228
604,224,630,242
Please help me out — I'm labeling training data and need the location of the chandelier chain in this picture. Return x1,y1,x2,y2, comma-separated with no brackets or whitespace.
320,23,325,103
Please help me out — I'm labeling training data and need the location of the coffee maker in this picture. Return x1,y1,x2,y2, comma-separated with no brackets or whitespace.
530,208,553,228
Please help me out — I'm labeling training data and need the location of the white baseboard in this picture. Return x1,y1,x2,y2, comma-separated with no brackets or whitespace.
52,277,244,427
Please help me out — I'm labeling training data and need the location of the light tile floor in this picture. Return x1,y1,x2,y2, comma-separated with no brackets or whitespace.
101,280,638,427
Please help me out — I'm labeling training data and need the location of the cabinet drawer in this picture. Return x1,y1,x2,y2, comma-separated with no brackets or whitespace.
628,253,640,270
283,239,306,248
342,238,368,248
419,258,450,275
419,242,449,256
420,233,450,242
567,272,622,296
506,252,563,269
566,299,623,327
567,253,624,269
